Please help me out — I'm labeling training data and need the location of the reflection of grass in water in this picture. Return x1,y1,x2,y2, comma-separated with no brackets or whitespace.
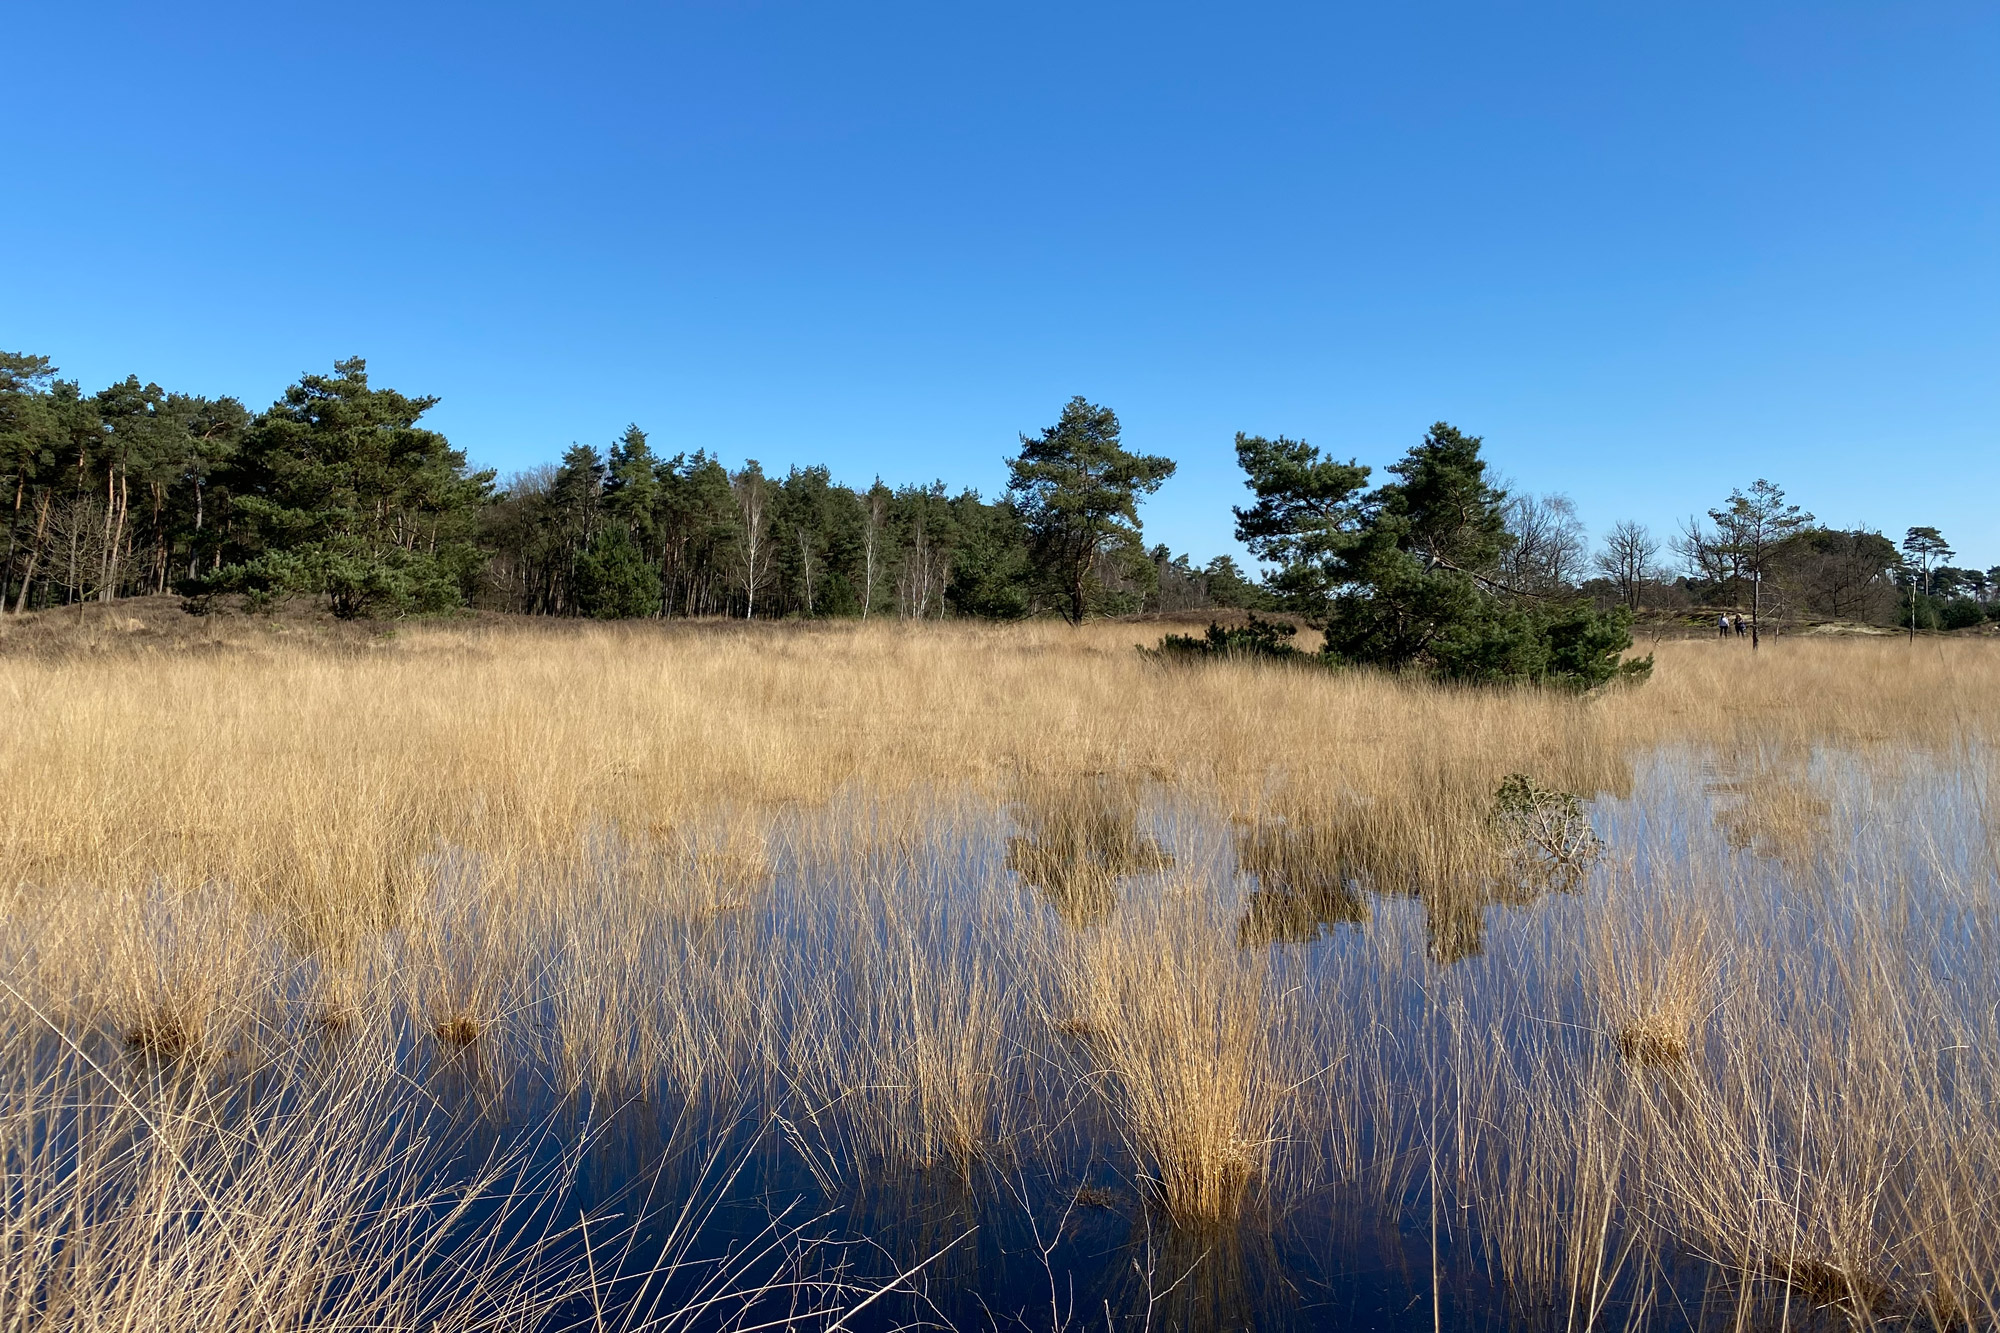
1102,1207,1287,1333
0,1002,594,1329
1230,776,1600,964
1233,820,1371,947
1708,763,1835,867
1005,773,1172,927
3,623,2000,1322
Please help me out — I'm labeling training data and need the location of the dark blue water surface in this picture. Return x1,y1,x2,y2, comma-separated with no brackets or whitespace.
48,748,1991,1331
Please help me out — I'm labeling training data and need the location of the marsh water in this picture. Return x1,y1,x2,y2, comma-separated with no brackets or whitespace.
311,742,1995,1332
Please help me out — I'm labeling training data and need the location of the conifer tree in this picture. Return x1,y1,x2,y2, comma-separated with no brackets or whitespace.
1234,422,1646,687
1006,397,1174,624
198,359,493,617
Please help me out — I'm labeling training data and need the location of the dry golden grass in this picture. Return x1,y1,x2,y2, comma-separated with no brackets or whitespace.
2,613,1984,911
1598,911,1719,1069
3,606,1999,1327
0,1004,583,1331
1067,899,1287,1227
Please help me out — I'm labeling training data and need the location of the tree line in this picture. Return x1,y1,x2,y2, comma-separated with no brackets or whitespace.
1,351,1983,674
1585,488,1994,636
0,355,1262,624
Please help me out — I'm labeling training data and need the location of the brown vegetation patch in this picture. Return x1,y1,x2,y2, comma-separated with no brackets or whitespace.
4,621,2000,1319
1615,1016,1690,1068
125,1011,197,1060
1782,1256,1890,1316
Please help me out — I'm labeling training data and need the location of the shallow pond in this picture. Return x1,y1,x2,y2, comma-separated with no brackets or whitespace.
373,745,2000,1331
11,744,1995,1331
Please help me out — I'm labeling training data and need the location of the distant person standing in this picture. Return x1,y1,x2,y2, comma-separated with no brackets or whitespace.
1718,613,1730,638
1734,615,1747,639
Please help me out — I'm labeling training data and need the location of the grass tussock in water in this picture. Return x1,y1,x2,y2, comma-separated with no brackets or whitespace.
1067,891,1291,1227
3,612,2000,1328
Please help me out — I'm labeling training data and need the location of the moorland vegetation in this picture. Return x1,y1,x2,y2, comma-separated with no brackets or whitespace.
4,346,1999,1329
1,618,1997,1328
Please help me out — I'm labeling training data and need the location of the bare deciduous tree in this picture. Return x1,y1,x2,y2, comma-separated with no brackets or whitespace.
1593,520,1660,613
46,495,108,613
732,462,773,619
1500,492,1588,596
1672,514,1741,593
860,481,888,622
894,504,951,619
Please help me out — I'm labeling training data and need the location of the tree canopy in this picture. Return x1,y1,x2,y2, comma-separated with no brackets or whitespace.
1006,397,1176,624
1235,423,1647,687
3,346,1985,643
191,359,493,616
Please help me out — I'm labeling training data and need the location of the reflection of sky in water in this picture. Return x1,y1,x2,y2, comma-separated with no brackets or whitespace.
95,747,2000,1331
509,750,1998,1329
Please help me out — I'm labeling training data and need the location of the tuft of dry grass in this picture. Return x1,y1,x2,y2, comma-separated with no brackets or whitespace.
1064,886,1298,1227
0,1001,581,1331
1598,911,1719,1071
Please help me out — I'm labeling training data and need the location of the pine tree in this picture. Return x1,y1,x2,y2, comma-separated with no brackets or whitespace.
197,359,493,617
1006,397,1174,624
1234,422,1646,687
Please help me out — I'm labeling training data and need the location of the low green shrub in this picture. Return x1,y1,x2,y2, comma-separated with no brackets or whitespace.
1147,614,1306,663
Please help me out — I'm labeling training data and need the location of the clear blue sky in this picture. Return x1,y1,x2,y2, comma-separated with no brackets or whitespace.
5,2,1995,568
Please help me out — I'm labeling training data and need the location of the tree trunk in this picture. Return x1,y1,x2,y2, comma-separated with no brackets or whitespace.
862,530,875,621
99,469,118,601
12,490,51,614
1751,571,1761,650
112,471,130,600
189,480,204,579
151,482,168,594
797,528,814,617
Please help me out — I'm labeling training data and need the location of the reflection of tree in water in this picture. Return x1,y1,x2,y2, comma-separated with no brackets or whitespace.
1422,893,1488,965
1233,822,1370,947
1006,776,1172,927
1234,785,1607,965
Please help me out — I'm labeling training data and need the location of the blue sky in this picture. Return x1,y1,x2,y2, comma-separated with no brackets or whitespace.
5,2,1995,568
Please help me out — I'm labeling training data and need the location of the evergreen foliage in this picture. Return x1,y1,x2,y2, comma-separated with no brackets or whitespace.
1006,397,1176,624
3,346,1974,643
1937,596,1989,631
192,359,493,617
574,526,662,619
1234,423,1648,688
1149,614,1302,663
